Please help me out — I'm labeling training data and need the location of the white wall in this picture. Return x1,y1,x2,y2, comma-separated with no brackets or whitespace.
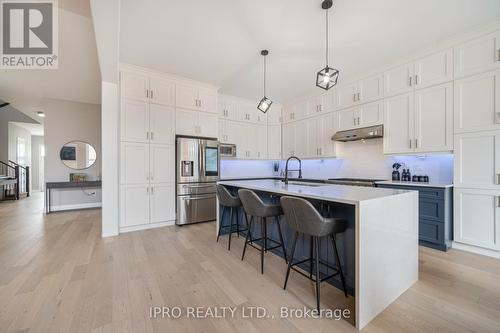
8,122,32,167
220,159,277,179
43,98,102,210
31,135,44,191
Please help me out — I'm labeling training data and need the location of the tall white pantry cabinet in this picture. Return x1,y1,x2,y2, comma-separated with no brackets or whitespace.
453,30,500,255
119,66,219,232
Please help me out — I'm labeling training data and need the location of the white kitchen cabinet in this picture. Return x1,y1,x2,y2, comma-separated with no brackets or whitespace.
454,31,500,78
149,77,175,106
307,91,335,115
335,82,358,110
454,131,500,190
383,93,414,154
384,63,414,97
150,104,175,144
358,100,384,128
219,97,239,120
175,108,199,136
414,49,453,89
454,70,500,133
120,185,150,228
282,122,296,157
120,143,149,185
294,120,308,158
284,99,307,122
121,72,149,102
197,87,218,113
253,125,268,159
336,100,383,131
358,74,384,103
267,104,282,125
150,144,175,184
176,83,217,113
121,100,149,143
267,124,282,159
198,112,219,138
307,114,336,158
150,183,176,223
175,108,218,138
454,188,500,251
414,82,453,152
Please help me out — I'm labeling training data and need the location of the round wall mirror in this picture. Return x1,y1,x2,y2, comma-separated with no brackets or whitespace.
59,141,97,170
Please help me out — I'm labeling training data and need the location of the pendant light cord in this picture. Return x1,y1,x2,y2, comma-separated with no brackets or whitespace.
325,8,329,67
263,55,267,97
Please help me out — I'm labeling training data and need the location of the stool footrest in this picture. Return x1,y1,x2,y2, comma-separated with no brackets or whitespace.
289,257,342,283
246,237,283,252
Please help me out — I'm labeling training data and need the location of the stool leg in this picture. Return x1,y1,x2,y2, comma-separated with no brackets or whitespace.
241,216,253,260
216,206,226,242
243,211,253,244
331,234,348,297
309,235,314,279
236,208,240,237
276,216,288,263
263,217,267,253
314,236,321,311
284,231,298,290
261,217,265,274
228,207,234,251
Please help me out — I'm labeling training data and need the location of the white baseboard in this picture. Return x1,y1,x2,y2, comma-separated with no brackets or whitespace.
119,220,176,233
50,202,102,212
452,242,500,259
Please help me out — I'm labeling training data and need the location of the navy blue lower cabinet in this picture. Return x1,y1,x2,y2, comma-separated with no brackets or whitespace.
376,184,453,251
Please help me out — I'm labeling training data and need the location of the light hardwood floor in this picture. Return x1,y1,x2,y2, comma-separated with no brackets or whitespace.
1,192,500,333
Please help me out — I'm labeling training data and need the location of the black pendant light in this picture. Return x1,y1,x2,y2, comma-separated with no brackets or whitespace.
257,50,272,113
316,0,339,90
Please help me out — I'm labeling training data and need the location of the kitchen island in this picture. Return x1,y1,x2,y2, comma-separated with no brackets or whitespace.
216,179,419,330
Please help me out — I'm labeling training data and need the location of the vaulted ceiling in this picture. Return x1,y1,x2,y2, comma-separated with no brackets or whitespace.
120,0,500,102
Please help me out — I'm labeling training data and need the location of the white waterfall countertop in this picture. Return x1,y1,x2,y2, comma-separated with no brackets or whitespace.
217,179,412,205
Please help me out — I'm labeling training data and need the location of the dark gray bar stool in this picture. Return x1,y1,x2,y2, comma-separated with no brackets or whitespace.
216,185,248,251
280,196,348,311
238,189,288,274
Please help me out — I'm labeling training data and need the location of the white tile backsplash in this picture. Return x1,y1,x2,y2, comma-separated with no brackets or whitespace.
221,139,454,184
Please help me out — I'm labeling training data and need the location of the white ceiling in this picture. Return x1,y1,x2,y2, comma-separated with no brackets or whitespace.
0,0,101,118
120,0,500,103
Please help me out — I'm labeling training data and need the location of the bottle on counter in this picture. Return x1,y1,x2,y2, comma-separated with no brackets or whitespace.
412,175,418,182
402,169,407,181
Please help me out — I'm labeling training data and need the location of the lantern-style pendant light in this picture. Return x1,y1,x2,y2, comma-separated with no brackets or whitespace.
316,0,339,90
257,49,272,113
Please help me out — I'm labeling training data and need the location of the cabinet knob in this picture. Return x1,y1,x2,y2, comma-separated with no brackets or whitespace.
409,76,412,87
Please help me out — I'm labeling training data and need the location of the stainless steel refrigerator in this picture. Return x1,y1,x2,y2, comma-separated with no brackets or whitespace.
176,137,219,225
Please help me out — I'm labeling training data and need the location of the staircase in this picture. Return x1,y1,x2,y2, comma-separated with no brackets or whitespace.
0,160,29,201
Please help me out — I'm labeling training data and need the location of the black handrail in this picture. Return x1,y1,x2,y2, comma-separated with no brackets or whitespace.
0,160,15,170
8,160,26,169
1,160,29,198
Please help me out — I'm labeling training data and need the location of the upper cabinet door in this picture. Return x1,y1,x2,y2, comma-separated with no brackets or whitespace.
306,117,319,157
383,63,414,97
318,113,336,157
307,95,323,115
414,49,453,89
198,113,218,138
383,93,414,154
176,84,198,110
267,104,282,125
150,77,175,106
359,100,384,128
121,72,149,102
198,87,218,113
120,142,149,184
414,83,453,153
267,124,282,159
454,131,500,190
121,100,149,143
282,122,296,157
219,97,239,120
175,108,198,136
454,70,500,134
336,108,357,131
150,104,175,145
335,82,358,110
454,31,500,79
150,144,175,184
358,74,384,103
291,100,307,121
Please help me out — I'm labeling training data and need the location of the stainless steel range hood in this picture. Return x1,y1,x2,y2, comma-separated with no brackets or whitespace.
331,125,383,142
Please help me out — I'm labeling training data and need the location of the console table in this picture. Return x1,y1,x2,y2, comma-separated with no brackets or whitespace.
45,181,102,213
